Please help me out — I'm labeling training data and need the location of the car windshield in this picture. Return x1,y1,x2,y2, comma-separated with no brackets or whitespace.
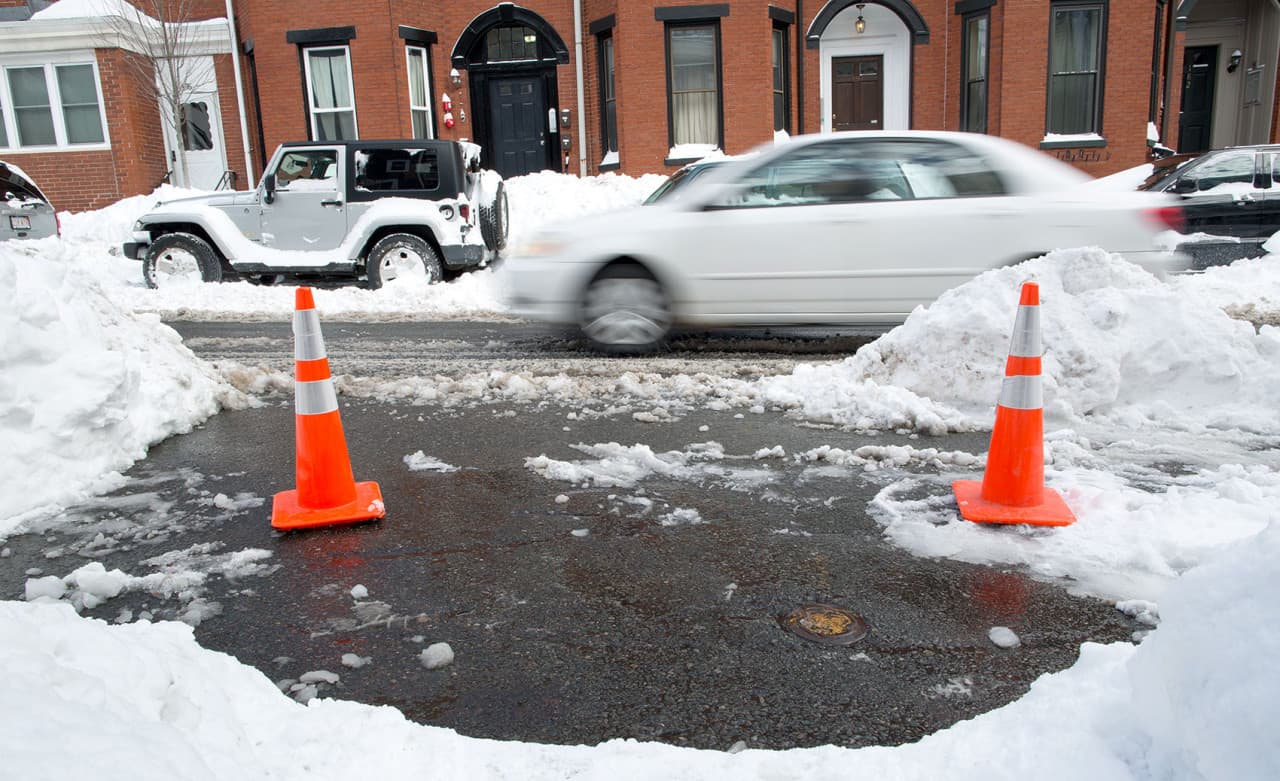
1140,154,1201,191
644,161,726,204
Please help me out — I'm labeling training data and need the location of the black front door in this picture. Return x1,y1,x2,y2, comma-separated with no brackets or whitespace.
488,76,548,178
1178,46,1217,153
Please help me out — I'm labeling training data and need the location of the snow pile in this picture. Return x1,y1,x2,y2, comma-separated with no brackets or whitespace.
505,169,666,249
0,240,246,532
2,521,1276,779
762,249,1280,432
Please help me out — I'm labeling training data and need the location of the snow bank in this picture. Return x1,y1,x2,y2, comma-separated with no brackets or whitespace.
762,248,1280,433
0,239,245,532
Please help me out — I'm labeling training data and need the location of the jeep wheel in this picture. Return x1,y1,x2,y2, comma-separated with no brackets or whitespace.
580,264,670,355
365,233,443,290
479,181,509,253
143,233,223,289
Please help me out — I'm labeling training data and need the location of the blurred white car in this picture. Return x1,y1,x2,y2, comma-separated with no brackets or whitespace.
504,131,1189,353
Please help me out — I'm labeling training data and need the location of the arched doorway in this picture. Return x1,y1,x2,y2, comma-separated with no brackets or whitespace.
807,0,929,132
452,4,570,177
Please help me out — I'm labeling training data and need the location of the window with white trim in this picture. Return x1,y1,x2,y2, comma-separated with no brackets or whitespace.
303,46,358,140
0,59,107,150
406,46,434,139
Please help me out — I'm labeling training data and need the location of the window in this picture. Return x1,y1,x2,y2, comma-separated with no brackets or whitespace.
274,149,339,190
0,59,106,149
1047,2,1105,135
486,26,539,62
1183,150,1257,192
772,25,791,133
180,102,212,151
961,14,988,133
303,47,357,141
406,46,433,139
712,139,1004,209
354,147,441,192
666,23,721,148
598,33,618,157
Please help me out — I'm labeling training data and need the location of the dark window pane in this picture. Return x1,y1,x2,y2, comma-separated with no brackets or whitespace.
1047,4,1102,134
355,148,440,191
966,81,987,134
487,26,538,62
181,101,212,151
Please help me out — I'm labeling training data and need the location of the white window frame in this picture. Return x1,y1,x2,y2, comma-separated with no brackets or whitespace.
405,45,434,140
0,51,110,152
302,45,359,141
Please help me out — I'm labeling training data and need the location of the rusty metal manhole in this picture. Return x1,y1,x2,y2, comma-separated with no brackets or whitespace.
778,603,869,645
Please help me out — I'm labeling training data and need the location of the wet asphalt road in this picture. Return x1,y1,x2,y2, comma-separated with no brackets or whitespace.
0,321,1142,751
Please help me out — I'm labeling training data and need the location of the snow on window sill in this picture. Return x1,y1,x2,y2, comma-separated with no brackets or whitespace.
1040,133,1107,150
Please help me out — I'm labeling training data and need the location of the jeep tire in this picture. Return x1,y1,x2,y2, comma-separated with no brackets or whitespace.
143,232,223,289
364,233,443,289
479,180,509,253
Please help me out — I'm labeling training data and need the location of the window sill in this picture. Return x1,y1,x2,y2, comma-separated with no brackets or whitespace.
1040,136,1107,150
664,156,704,167
0,143,113,154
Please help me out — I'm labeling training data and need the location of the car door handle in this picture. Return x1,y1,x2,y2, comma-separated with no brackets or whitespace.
321,199,343,207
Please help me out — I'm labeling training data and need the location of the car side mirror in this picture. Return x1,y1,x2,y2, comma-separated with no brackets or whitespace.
1170,177,1199,194
263,173,276,204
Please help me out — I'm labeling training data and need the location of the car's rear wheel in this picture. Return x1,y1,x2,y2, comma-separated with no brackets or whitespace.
364,233,443,289
479,181,509,253
142,232,223,289
580,265,670,354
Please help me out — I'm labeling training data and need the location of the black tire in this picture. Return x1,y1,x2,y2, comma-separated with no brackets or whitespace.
364,233,443,290
479,180,509,253
579,264,671,355
142,232,223,289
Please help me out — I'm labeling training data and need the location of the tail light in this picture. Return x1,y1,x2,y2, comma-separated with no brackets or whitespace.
1146,206,1185,233
459,203,471,222
55,212,62,236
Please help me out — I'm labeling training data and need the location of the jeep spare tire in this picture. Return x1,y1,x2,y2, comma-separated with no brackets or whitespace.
143,232,223,289
364,233,443,289
479,180,509,253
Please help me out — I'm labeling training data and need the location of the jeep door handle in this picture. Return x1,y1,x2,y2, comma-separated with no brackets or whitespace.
321,199,343,207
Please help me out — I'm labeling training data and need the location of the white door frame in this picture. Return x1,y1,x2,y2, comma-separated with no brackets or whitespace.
819,4,911,133
158,55,228,189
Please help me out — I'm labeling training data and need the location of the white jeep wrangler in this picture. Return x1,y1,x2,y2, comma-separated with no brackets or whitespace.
124,140,508,289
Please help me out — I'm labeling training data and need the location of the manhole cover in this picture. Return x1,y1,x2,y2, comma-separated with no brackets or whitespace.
779,603,869,645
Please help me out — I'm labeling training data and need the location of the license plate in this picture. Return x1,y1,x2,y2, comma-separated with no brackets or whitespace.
9,215,30,230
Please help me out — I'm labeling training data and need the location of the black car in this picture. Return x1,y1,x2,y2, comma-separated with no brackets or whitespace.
1140,145,1280,240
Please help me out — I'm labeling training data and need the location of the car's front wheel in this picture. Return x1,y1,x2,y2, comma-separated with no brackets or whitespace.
142,232,223,289
580,264,671,354
364,233,443,289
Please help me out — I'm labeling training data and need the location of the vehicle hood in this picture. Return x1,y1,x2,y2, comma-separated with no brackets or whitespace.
148,190,257,213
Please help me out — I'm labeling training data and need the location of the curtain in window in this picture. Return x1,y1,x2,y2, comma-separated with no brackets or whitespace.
56,64,104,144
1048,7,1100,134
308,49,356,140
9,67,55,146
669,26,718,146
407,48,431,139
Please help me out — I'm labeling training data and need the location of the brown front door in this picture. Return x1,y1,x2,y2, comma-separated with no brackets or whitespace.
832,55,883,131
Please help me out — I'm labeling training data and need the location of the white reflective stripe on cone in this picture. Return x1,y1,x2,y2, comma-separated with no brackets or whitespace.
1008,305,1042,358
295,379,339,415
293,309,327,362
998,375,1043,411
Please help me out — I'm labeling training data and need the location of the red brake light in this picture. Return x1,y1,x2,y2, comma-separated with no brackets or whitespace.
1146,206,1185,233
459,203,471,222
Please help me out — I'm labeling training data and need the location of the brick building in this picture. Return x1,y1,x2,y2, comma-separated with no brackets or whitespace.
0,0,1277,212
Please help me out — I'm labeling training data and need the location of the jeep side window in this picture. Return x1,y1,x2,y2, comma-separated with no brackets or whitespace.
276,150,338,190
354,148,439,192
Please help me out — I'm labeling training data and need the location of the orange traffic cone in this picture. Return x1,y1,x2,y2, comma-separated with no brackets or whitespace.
272,287,385,531
952,282,1075,527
